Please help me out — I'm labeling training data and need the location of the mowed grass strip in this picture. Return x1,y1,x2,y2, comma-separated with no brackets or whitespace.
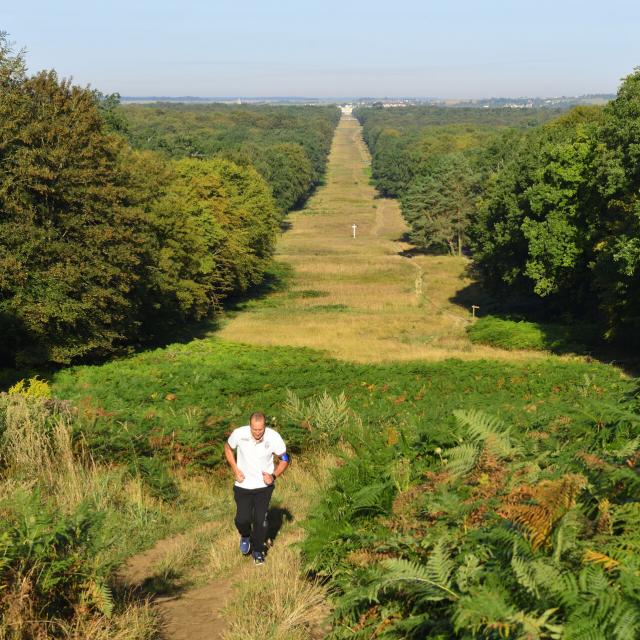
215,115,549,363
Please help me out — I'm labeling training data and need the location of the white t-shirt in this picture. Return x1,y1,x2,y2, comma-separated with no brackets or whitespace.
227,426,287,490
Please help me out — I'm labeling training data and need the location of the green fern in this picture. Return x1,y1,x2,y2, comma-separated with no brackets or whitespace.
443,442,479,477
605,436,640,460
350,482,392,515
377,544,459,602
455,554,482,594
453,409,520,458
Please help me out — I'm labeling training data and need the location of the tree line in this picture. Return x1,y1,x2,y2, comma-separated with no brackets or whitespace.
120,102,339,213
356,72,640,344
356,105,558,256
0,36,339,368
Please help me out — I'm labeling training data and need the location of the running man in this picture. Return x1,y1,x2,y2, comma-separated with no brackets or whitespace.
224,412,289,565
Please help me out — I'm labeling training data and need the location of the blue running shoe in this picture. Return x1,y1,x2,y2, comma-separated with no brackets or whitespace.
239,536,251,555
253,551,265,565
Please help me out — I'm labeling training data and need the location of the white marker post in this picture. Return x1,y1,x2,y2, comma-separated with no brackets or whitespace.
351,223,358,239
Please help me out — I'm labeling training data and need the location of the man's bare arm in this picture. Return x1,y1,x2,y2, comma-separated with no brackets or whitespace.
263,458,288,485
224,442,245,482
273,459,288,479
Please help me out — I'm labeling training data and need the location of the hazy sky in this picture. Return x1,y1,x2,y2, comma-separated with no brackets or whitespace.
3,0,639,98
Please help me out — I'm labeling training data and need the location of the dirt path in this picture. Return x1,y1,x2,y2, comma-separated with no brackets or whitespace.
117,523,232,640
117,457,331,640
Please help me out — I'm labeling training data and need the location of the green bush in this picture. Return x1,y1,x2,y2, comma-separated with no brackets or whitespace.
466,316,593,352
131,457,179,502
0,491,112,619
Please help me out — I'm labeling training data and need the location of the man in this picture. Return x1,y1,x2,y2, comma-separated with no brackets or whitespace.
224,412,289,565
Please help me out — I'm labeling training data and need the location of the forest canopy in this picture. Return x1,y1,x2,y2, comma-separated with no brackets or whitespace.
356,73,640,344
0,37,339,367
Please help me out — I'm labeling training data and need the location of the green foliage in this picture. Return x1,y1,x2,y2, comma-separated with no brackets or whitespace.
49,340,628,469
0,490,111,619
467,316,597,352
355,105,557,257
121,102,340,213
0,37,150,366
168,156,281,294
282,389,351,446
130,456,179,501
0,36,337,368
401,153,478,255
303,395,640,639
469,70,640,343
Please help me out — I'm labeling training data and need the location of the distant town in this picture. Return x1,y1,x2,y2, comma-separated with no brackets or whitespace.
121,94,615,108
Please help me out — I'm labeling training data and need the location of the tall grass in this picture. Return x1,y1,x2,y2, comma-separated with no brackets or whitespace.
222,544,328,640
0,391,184,639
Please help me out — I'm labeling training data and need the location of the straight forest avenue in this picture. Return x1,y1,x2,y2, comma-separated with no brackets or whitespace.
218,114,550,363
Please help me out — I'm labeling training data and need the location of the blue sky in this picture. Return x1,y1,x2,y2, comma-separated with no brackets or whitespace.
3,0,639,97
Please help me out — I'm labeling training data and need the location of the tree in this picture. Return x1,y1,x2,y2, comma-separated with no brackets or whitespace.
589,68,640,341
0,37,152,365
401,154,477,256
167,157,280,295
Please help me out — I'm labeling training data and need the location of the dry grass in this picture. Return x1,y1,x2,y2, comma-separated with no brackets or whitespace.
38,602,159,640
1,395,96,509
0,394,164,640
221,544,328,640
216,116,553,364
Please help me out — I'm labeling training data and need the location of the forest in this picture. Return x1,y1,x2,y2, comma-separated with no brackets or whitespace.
356,70,640,345
0,38,339,369
120,102,339,213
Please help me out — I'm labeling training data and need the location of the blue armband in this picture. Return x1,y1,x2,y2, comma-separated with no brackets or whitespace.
279,452,290,463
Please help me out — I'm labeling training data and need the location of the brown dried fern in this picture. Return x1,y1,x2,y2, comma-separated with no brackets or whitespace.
498,474,587,550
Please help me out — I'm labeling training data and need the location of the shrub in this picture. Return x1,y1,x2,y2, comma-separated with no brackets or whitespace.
8,376,52,399
467,316,592,352
282,390,351,447
0,492,112,622
130,456,179,502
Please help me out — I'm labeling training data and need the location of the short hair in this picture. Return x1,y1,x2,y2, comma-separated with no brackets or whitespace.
250,411,266,425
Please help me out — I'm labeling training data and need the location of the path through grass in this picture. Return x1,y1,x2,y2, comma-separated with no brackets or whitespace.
217,114,549,363
49,115,633,640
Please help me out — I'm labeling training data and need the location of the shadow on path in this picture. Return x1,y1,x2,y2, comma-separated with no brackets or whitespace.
267,506,294,548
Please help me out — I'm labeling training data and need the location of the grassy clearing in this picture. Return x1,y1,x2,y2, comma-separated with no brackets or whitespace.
216,115,545,364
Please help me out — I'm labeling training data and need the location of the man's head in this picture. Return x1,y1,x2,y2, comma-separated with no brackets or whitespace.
249,412,266,441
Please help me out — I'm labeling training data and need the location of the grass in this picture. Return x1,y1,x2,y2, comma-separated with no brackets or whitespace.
0,393,162,639
219,453,334,640
215,115,544,364
50,339,631,473
0,390,241,639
